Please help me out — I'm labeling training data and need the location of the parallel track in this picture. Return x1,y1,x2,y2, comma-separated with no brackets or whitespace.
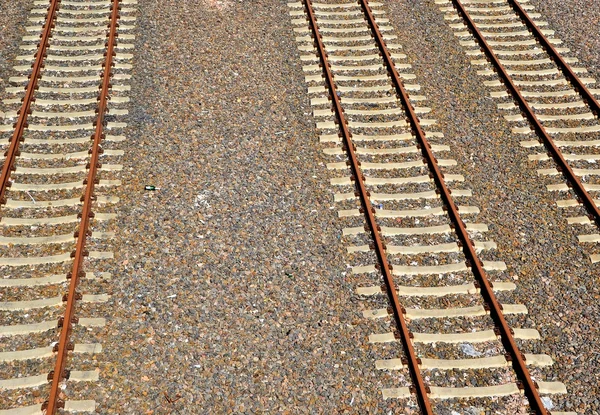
437,0,600,263
289,0,572,413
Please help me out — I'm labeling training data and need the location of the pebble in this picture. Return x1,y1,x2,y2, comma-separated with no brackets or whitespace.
1,0,597,413
89,0,404,413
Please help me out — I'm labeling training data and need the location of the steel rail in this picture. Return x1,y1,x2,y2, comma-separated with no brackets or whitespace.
0,0,59,208
43,1,121,413
300,0,433,413
450,0,600,229
358,1,548,414
506,0,600,116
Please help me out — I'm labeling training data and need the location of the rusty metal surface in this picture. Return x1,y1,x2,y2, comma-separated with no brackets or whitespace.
360,0,548,413
43,1,122,413
451,0,600,230
0,0,58,207
300,0,434,413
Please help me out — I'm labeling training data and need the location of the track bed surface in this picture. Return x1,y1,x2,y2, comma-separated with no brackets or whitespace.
96,0,393,413
0,0,597,414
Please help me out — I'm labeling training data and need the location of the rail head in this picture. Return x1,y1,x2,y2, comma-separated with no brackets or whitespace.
43,1,122,414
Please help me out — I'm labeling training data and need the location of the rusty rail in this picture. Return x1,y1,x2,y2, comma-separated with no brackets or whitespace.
301,0,548,412
0,0,59,207
360,1,548,413
43,1,121,413
300,0,433,413
506,0,600,116
450,0,600,229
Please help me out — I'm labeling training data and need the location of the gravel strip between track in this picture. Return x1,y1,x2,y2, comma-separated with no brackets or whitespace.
92,1,407,413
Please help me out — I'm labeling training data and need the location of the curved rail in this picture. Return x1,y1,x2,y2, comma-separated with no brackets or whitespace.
450,0,600,229
0,0,59,207
43,0,121,413
300,0,433,413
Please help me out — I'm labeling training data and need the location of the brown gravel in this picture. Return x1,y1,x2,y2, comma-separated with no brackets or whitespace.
2,0,599,413
88,0,408,413
0,0,30,110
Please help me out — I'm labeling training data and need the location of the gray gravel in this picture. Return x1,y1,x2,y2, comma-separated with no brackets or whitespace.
84,0,407,413
0,0,29,110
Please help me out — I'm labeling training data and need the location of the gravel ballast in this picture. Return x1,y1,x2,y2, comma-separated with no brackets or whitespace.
0,0,598,413
0,0,30,110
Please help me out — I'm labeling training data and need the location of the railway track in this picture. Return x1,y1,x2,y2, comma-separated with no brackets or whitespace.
436,0,600,264
0,0,592,413
0,0,136,413
288,0,572,413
